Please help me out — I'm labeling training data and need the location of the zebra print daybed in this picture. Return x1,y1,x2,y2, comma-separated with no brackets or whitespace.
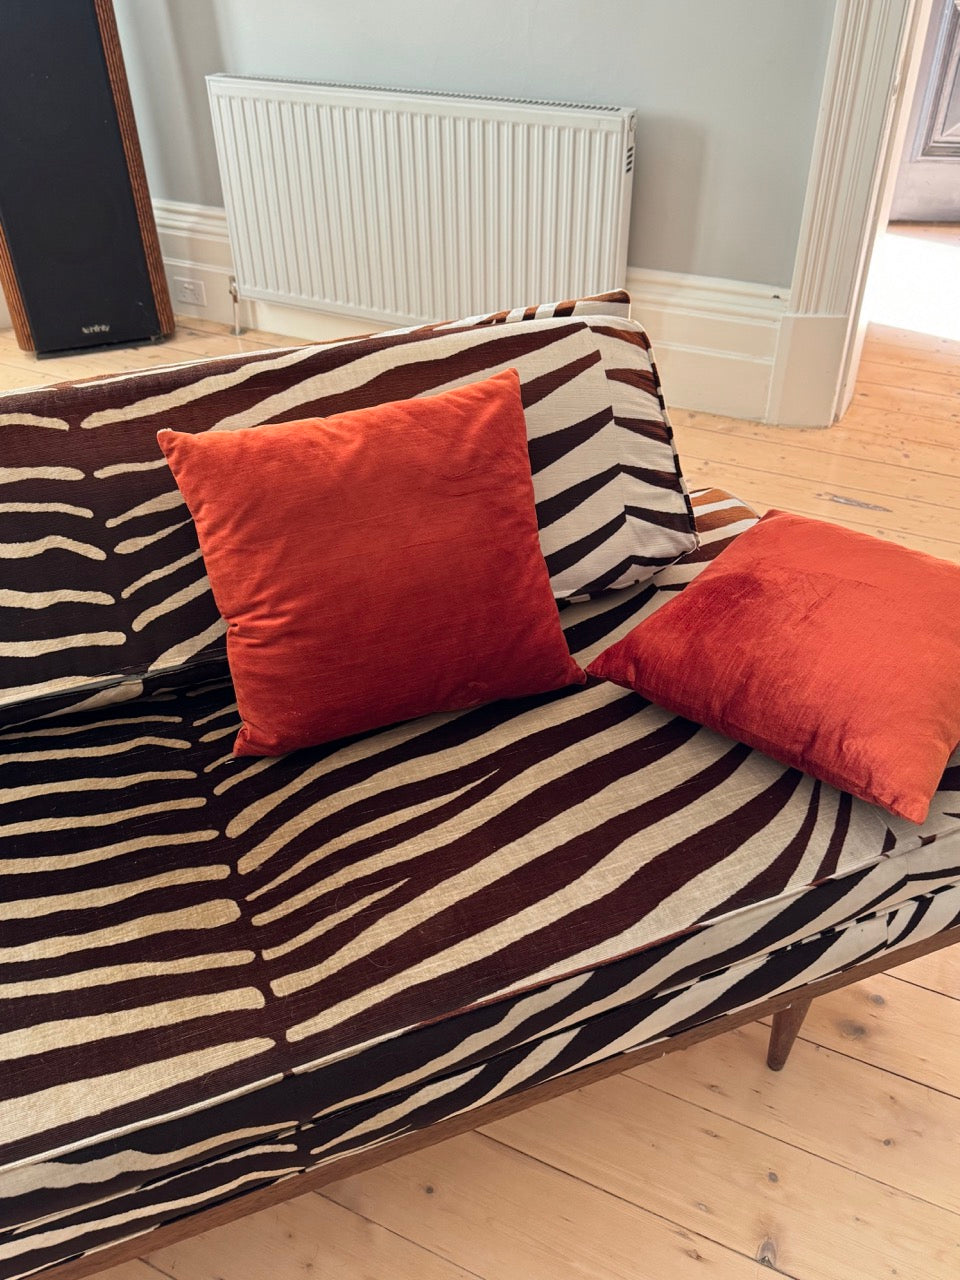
2,293,959,1280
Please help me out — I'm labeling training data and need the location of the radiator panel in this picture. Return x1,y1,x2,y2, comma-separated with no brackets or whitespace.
207,76,635,325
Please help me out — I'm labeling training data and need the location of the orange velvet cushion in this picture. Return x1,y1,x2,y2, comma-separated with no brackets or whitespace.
159,368,585,756
587,510,960,823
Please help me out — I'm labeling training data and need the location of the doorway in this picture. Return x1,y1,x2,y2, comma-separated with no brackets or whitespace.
861,0,960,344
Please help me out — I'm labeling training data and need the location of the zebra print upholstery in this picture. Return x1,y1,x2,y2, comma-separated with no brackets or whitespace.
0,291,696,731
2,297,959,1280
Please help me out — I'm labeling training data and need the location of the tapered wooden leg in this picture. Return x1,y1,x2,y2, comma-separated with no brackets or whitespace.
766,996,814,1071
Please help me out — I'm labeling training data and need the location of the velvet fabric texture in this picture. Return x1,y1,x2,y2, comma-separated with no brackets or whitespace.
159,368,585,756
587,509,960,823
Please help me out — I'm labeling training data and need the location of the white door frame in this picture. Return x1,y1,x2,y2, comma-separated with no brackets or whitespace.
766,0,935,427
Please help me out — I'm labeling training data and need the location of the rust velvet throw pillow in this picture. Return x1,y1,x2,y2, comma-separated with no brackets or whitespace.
587,510,960,824
159,368,585,756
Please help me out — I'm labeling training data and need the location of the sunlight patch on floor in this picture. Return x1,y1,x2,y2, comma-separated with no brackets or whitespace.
863,224,960,341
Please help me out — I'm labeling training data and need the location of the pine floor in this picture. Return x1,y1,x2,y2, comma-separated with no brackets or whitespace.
2,271,959,1280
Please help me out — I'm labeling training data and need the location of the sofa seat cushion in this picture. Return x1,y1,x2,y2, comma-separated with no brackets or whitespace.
2,489,960,1280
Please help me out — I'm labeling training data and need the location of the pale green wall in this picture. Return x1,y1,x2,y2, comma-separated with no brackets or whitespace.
114,0,837,287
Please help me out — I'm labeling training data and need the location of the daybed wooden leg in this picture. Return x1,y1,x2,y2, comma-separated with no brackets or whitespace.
766,996,814,1071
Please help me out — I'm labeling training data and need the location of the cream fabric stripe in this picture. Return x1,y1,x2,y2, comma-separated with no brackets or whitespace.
122,547,204,599
0,900,238,964
0,713,177,741
0,633,124,657
0,771,197,804
194,701,239,727
231,712,485,849
250,777,494,926
0,1039,276,1150
15,1145,300,1234
0,1123,285,1197
0,537,106,562
94,458,170,479
81,343,326,430
146,620,228,673
0,989,265,1062
210,753,276,786
0,467,82,483
206,320,588,435
278,728,747,1026
0,414,68,432
106,490,184,528
0,503,93,518
239,681,619,882
0,951,255,1000
25,681,146,722
0,589,110,608
114,518,191,555
268,691,662,918
511,789,877,996
467,1023,583,1108
0,1166,301,1262
3,864,230,920
0,676,139,712
1,736,191,764
199,723,239,744
312,1062,486,1155
132,577,211,633
296,968,592,1114
404,326,598,405
259,882,406,962
486,758,815,995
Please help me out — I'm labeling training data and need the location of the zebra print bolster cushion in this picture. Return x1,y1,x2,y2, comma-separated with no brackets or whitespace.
159,368,586,756
588,510,960,824
0,295,692,729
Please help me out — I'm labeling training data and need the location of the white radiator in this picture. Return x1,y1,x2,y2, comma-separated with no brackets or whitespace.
207,75,636,326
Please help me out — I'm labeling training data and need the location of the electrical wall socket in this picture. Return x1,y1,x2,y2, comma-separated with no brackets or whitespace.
173,276,207,307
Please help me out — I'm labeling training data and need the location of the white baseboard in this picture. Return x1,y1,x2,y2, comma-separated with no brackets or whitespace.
766,312,850,427
245,300,392,343
625,267,788,421
151,200,837,423
152,199,237,328
153,199,390,343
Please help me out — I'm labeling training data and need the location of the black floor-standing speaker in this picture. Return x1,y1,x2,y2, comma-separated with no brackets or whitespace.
0,0,174,356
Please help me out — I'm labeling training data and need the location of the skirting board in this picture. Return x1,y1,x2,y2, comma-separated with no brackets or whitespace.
152,199,391,345
625,267,788,421
149,200,844,426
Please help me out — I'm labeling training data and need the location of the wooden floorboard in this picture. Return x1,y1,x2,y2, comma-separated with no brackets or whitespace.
143,1196,483,1280
893,946,960,998
480,1073,960,1280
324,1134,770,1280
635,1021,960,1216
780,974,960,1097
3,279,959,1279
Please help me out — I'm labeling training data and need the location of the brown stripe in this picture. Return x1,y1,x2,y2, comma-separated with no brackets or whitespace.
615,414,671,445
591,322,652,353
520,347,602,409
606,366,660,399
526,405,612,474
